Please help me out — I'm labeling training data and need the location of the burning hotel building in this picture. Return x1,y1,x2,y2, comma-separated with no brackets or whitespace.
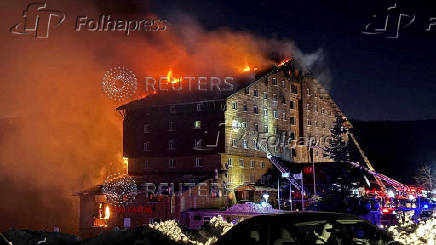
76,59,347,237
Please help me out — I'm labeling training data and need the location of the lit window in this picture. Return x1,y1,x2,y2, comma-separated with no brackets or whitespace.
250,160,255,168
195,157,203,167
273,111,278,119
144,142,150,151
144,124,150,133
227,158,233,168
314,104,318,112
232,101,238,110
239,159,244,168
307,103,310,110
272,78,277,85
196,103,203,111
168,159,176,168
264,125,268,133
282,112,287,121
263,92,268,99
168,121,175,131
261,162,265,168
232,139,237,147
194,120,201,129
243,140,248,149
264,108,268,116
168,140,176,150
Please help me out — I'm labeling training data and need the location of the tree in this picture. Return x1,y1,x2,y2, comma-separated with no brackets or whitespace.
414,164,435,191
325,114,350,162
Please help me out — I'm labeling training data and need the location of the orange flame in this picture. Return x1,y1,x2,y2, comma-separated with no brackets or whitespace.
104,205,110,220
241,58,251,72
167,70,182,84
278,58,291,67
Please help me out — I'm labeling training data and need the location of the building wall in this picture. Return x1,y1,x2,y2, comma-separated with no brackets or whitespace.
297,77,343,162
124,100,226,175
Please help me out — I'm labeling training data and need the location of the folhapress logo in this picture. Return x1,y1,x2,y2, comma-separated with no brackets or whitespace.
10,2,65,39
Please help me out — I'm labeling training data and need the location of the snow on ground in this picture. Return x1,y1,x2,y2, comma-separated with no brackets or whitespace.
388,212,436,245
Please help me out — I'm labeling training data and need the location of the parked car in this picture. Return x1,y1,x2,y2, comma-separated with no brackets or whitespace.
214,212,400,245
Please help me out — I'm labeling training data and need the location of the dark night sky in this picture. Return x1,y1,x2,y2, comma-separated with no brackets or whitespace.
151,0,436,121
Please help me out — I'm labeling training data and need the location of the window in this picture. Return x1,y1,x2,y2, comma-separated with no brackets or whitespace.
289,100,295,109
274,127,278,135
168,159,176,168
306,103,310,111
144,142,150,151
281,97,286,105
254,105,259,114
290,117,295,125
244,87,250,94
250,160,255,168
196,103,203,111
243,140,248,149
195,157,203,167
291,148,297,157
314,104,318,112
239,159,244,168
228,173,232,183
232,139,237,147
243,104,247,112
307,119,312,126
232,101,238,110
322,107,325,114
254,124,258,132
263,92,268,99
273,94,278,102
307,88,311,96
150,218,162,224
168,140,176,150
264,108,268,116
241,122,247,128
144,124,150,133
272,77,277,85
282,112,287,121
227,158,233,168
273,111,278,119
144,160,149,169
168,121,175,131
250,175,255,183
194,138,202,148
281,80,285,88
254,89,258,97
291,84,298,94
261,162,265,168
264,125,268,133
290,131,296,140
169,105,176,114
194,120,201,129
315,121,318,127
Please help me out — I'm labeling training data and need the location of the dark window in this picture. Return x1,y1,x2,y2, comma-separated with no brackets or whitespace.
290,100,295,109
254,89,258,97
244,87,250,94
243,104,248,112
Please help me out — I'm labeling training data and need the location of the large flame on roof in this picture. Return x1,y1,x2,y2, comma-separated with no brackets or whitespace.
167,70,182,84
